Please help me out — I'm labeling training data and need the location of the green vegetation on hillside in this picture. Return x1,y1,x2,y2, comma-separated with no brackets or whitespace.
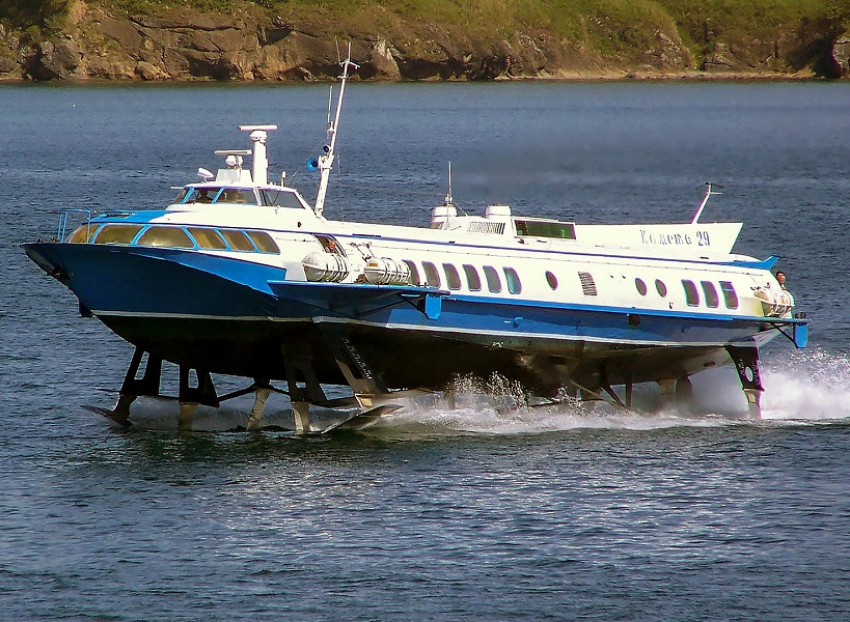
657,0,849,52
0,0,68,33
1,0,848,75
101,0,850,60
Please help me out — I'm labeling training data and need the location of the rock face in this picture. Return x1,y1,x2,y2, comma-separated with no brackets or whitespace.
0,1,843,82
831,32,850,77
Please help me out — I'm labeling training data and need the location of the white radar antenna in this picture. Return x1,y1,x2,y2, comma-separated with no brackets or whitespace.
314,46,359,219
237,124,278,185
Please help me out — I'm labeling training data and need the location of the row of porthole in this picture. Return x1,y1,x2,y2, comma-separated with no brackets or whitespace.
68,223,280,255
405,260,523,295
635,277,667,297
635,276,739,309
541,270,740,310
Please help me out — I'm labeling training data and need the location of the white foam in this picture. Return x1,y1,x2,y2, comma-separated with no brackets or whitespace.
760,349,850,421
366,350,850,436
115,349,850,435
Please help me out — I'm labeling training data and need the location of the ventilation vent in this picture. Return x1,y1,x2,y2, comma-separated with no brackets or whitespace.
467,221,505,235
578,271,597,296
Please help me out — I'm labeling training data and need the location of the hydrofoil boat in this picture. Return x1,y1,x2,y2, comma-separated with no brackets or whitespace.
24,57,808,433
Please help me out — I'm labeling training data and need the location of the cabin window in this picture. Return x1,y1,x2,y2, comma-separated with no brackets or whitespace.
422,262,441,288
93,224,144,246
655,279,667,297
262,189,304,208
484,266,501,293
218,189,257,205
504,268,522,295
578,272,597,296
316,235,344,255
463,265,482,291
720,281,739,309
514,220,576,239
546,271,558,290
67,224,100,244
635,278,648,296
219,229,255,252
443,264,462,290
247,230,280,254
188,227,227,250
403,260,420,286
682,280,700,307
701,281,719,308
178,187,215,204
137,226,194,249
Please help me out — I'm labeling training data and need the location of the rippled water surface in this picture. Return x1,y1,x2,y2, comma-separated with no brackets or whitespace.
2,81,850,620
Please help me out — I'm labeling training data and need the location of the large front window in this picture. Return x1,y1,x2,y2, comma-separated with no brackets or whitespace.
137,226,194,249
177,187,258,205
261,189,305,208
92,224,144,245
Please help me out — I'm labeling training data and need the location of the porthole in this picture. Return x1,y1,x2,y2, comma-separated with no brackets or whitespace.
682,280,700,307
422,262,441,288
635,278,647,296
504,267,522,295
546,271,558,290
463,264,482,291
655,279,667,297
701,281,719,308
484,266,501,293
403,260,420,286
443,263,462,290
720,281,739,309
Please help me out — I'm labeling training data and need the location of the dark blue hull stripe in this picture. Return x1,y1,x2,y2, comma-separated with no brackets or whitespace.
27,242,791,349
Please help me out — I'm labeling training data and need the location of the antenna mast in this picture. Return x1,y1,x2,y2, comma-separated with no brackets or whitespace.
314,46,359,219
691,181,723,224
444,161,454,206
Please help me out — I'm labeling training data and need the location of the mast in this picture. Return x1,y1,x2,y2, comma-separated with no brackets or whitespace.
691,182,723,224
445,161,454,206
314,49,359,219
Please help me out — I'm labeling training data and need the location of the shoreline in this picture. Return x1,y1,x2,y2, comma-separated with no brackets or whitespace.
0,69,834,86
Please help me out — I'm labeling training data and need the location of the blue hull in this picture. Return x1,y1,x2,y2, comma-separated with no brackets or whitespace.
24,242,796,391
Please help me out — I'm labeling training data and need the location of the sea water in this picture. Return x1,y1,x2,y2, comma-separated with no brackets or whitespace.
1,81,849,620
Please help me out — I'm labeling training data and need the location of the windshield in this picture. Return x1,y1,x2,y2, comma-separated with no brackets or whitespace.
261,189,306,208
175,187,258,205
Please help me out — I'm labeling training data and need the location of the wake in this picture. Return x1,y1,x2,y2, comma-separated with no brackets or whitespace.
118,349,850,434
367,348,850,436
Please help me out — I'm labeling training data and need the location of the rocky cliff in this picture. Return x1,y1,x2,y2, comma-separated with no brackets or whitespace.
0,0,848,82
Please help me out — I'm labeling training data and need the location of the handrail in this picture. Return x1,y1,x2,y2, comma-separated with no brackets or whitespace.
58,209,95,241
